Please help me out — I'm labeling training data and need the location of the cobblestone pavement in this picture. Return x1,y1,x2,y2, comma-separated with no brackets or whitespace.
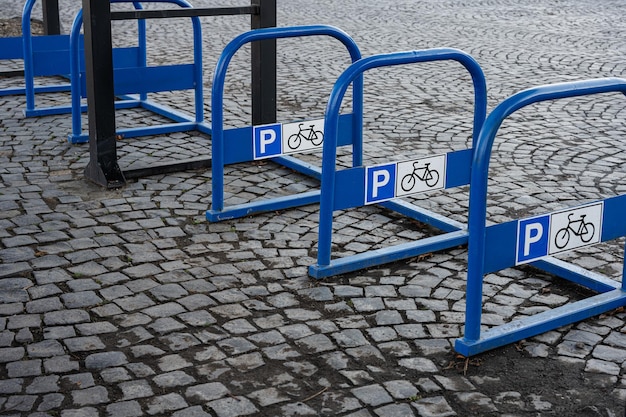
1,0,626,416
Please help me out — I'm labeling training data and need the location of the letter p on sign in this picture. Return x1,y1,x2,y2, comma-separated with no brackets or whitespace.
253,123,282,159
365,163,396,204
516,215,550,264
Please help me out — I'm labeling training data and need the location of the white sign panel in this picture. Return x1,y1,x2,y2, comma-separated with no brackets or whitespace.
548,202,603,255
395,154,446,197
516,201,603,265
253,119,324,160
282,119,325,155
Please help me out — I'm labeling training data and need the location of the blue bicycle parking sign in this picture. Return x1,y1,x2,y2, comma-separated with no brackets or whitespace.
364,154,446,205
516,202,603,265
253,119,325,160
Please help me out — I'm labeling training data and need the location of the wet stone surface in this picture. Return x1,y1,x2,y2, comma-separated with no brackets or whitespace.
1,0,626,416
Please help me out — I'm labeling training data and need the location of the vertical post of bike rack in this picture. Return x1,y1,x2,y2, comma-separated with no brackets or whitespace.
42,0,61,35
82,0,126,188
251,0,276,125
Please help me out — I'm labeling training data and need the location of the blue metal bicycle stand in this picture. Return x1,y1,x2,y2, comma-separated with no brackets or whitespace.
206,25,364,222
0,0,74,99
308,48,488,279
455,77,626,357
0,0,153,120
67,0,204,144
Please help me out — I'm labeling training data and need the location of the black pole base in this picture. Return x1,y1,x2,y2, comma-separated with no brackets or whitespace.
84,160,126,189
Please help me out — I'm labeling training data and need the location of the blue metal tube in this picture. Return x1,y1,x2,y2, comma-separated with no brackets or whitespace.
22,0,37,112
211,25,363,212
132,2,148,102
317,48,488,267
463,77,626,343
69,11,83,137
623,240,626,290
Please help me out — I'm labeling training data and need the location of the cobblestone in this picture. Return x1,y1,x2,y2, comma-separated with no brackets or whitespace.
0,1,625,416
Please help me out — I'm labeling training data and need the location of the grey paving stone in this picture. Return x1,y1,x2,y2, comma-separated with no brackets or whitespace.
160,332,202,351
7,359,42,377
398,357,439,373
226,352,265,371
126,363,156,378
44,309,90,325
411,396,456,417
72,385,110,406
207,396,259,417
171,406,214,417
100,367,132,383
60,407,100,417
298,286,334,301
64,336,106,352
0,347,25,363
25,297,64,313
0,378,24,394
62,373,96,390
332,329,370,348
27,339,66,358
374,403,415,417
278,402,318,416
146,393,188,415
351,384,393,407
383,380,419,400
3,395,37,412
119,380,154,400
105,401,144,417
153,370,196,388
38,393,65,412
61,291,103,308
25,375,60,394
44,355,80,373
295,333,336,354
75,321,118,336
85,351,128,369
248,387,291,407
44,326,76,340
185,382,230,402
7,314,41,329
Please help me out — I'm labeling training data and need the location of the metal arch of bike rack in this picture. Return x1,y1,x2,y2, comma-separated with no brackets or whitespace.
206,25,364,222
0,0,74,98
309,48,488,279
455,77,626,357
67,0,204,144
17,0,151,116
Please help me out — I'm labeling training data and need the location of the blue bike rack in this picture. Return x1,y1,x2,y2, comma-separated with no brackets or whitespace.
0,0,149,118
455,78,626,356
206,25,363,222
0,0,74,98
309,48,487,279
66,0,204,143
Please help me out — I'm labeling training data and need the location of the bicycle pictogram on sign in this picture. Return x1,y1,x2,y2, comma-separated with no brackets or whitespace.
554,213,595,249
400,161,440,191
395,154,445,197
287,123,324,150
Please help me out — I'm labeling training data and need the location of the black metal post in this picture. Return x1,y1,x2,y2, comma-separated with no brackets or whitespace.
82,0,126,188
251,0,277,126
42,0,61,35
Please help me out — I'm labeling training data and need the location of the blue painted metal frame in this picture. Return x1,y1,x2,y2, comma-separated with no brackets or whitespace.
66,0,204,143
455,77,626,357
309,48,488,279
0,0,72,98
206,25,363,222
